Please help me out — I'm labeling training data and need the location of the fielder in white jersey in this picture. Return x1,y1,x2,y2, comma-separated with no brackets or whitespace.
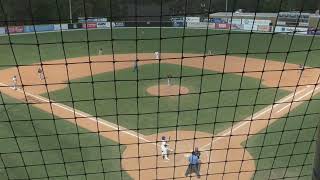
98,48,103,55
154,51,160,60
161,144,170,160
12,75,17,90
38,67,45,80
160,136,170,160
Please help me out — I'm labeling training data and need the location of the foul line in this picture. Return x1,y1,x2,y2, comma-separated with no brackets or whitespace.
276,86,320,113
0,82,153,144
200,85,317,150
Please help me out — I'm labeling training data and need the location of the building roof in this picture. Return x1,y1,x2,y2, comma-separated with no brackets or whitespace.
210,12,278,18
210,12,317,18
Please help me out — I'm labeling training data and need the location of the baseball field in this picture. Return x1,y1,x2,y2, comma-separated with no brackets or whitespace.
0,28,319,179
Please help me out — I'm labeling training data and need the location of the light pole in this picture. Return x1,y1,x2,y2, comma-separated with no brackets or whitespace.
69,0,73,24
225,0,228,12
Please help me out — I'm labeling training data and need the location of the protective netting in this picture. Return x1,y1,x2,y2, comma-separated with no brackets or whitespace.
0,0,319,180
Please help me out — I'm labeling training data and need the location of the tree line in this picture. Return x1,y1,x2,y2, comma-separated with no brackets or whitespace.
0,0,319,25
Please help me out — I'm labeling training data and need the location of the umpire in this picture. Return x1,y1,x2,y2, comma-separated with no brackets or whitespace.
185,151,201,178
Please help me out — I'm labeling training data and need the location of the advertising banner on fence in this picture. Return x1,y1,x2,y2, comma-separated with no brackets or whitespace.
113,22,125,27
96,22,110,28
54,24,68,31
215,23,231,29
61,24,68,30
24,25,34,33
242,19,254,25
36,25,54,32
241,19,271,26
54,24,60,31
275,26,287,33
296,27,308,34
173,21,184,27
209,18,227,23
257,25,271,32
231,24,243,30
0,27,5,34
254,20,271,26
187,22,207,28
186,17,200,23
209,23,215,29
228,19,242,25
275,26,308,34
7,26,24,33
68,23,82,29
243,24,258,31
83,22,97,29
171,17,184,23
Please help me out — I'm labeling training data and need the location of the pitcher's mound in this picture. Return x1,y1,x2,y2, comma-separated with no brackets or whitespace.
147,85,189,96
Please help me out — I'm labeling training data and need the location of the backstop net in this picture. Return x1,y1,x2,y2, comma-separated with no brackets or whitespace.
0,0,319,179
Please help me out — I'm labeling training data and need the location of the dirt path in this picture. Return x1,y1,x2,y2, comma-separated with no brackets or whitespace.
0,53,319,179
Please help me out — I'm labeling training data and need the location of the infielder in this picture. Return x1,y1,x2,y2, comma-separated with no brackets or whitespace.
37,67,45,80
154,51,160,60
298,64,305,74
299,64,304,70
12,75,17,90
161,144,170,160
161,136,170,160
167,74,172,86
98,48,103,55
133,60,138,72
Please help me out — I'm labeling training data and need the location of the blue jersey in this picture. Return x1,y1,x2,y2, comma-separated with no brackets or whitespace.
188,154,199,165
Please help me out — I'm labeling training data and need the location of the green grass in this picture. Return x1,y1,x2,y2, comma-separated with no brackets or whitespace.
244,95,320,180
0,94,131,180
46,63,289,135
0,28,320,68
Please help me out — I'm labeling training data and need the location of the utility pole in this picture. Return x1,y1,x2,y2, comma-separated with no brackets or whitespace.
69,0,73,24
225,0,228,12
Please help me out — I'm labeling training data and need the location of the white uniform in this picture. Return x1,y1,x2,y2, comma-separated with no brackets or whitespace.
98,49,103,55
161,137,169,160
161,140,167,147
167,76,171,86
161,144,169,160
12,76,17,90
38,68,44,80
155,52,160,60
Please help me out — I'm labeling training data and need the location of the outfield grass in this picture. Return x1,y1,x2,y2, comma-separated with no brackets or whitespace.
0,95,131,180
0,28,320,68
46,63,288,135
244,95,320,180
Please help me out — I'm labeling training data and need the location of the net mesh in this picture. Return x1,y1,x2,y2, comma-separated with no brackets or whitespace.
0,0,319,179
